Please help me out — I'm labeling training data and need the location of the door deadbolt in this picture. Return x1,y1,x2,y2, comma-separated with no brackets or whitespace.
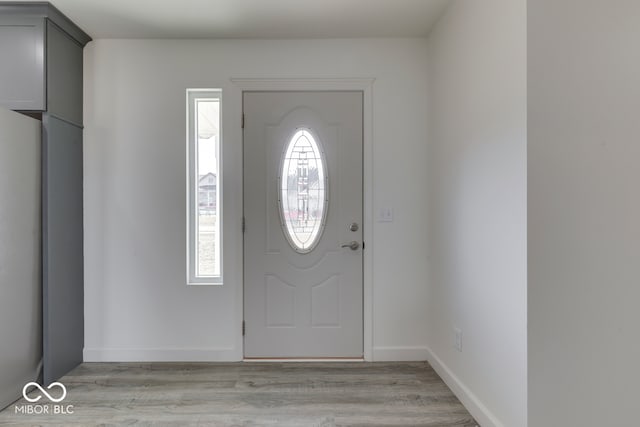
349,222,359,232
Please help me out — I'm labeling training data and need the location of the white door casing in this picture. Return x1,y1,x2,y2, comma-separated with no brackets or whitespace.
243,91,363,358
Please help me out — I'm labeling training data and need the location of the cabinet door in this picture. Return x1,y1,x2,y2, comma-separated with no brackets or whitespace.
43,114,84,384
0,18,45,110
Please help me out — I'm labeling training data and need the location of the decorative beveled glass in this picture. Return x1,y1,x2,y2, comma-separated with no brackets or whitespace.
278,129,328,253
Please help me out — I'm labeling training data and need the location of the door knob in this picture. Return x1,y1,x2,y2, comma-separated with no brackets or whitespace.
341,241,360,250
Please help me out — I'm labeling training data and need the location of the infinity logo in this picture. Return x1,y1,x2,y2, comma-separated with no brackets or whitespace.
22,382,67,403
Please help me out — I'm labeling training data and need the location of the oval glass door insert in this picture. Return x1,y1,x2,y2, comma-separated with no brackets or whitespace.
279,129,328,253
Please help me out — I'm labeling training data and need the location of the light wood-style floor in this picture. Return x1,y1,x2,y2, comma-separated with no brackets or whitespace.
0,362,477,426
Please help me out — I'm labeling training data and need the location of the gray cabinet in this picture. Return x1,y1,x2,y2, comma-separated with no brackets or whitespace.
47,21,84,125
43,115,84,384
0,17,45,110
0,2,90,385
0,3,90,114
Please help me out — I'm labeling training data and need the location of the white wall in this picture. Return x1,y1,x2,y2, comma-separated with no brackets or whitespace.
528,1,640,426
0,107,41,409
425,1,527,426
83,38,431,362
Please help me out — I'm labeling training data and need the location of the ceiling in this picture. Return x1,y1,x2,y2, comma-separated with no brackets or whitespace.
13,0,451,39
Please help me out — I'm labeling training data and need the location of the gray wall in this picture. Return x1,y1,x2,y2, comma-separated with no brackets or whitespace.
426,1,527,426
83,38,431,362
0,107,41,409
528,1,640,425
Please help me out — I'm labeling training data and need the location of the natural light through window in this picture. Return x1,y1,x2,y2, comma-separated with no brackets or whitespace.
187,89,222,285
279,129,327,253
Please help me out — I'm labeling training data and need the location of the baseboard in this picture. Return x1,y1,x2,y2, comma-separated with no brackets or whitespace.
83,347,239,362
372,346,429,361
425,346,503,427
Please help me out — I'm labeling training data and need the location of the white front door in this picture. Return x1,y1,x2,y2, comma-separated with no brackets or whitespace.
243,91,363,358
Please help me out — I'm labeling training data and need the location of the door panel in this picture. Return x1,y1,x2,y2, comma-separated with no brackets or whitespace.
244,92,363,358
43,114,84,384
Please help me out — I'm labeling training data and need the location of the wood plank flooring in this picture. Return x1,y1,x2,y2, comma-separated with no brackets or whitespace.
0,362,477,426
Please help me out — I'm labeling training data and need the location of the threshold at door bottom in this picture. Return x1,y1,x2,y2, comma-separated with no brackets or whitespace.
243,357,364,363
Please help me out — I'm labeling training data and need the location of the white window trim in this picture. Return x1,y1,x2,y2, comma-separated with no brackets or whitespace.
187,89,223,285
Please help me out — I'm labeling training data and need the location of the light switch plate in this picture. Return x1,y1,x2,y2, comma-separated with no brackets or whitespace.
379,207,394,222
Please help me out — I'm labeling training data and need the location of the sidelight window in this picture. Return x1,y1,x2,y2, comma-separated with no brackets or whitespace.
187,89,222,285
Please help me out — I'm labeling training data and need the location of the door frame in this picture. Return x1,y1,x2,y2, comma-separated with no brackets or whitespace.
231,78,375,361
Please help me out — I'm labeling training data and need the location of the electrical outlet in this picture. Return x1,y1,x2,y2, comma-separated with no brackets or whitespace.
454,327,462,352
